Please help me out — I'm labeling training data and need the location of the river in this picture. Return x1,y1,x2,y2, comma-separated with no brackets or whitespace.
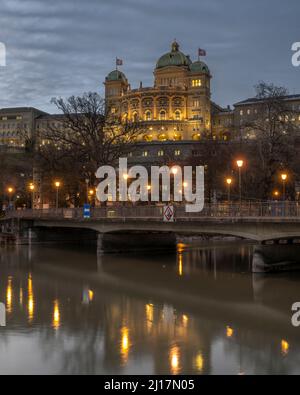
0,241,300,375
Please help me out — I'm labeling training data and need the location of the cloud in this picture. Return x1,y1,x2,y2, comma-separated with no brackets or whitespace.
0,0,299,112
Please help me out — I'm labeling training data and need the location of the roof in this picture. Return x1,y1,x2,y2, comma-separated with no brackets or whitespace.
234,94,300,107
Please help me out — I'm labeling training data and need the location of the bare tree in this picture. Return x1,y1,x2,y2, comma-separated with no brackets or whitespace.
240,82,300,199
44,92,141,183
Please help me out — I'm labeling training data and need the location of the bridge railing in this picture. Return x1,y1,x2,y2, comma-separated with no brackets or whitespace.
2,202,300,220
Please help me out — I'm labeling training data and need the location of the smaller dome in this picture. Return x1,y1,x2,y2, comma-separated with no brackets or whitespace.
190,61,210,74
106,70,127,82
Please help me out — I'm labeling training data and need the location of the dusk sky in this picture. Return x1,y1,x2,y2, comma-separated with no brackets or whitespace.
0,0,299,113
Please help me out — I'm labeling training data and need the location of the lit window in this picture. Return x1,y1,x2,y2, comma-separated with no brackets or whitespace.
193,100,200,108
159,110,166,121
158,134,167,141
143,134,153,142
192,133,201,141
240,110,244,116
132,112,139,122
158,150,164,157
247,109,251,115
145,111,152,121
142,151,148,157
173,134,182,141
192,79,202,87
175,150,181,156
174,110,181,121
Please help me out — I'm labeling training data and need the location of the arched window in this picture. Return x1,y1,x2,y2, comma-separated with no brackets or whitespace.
173,133,182,141
158,134,168,142
145,111,152,121
192,133,201,141
132,112,139,123
143,134,153,142
174,110,181,121
159,110,166,121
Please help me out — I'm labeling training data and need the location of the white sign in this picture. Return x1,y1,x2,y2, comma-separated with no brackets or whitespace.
0,303,6,327
163,205,175,222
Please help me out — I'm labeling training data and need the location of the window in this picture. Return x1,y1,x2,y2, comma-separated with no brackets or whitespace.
158,150,164,157
173,133,182,141
143,134,153,142
247,109,251,115
174,110,181,121
240,110,244,116
142,151,148,157
192,79,202,87
193,100,200,108
158,134,167,141
145,111,152,121
192,133,201,141
174,150,181,156
132,112,139,122
159,110,166,120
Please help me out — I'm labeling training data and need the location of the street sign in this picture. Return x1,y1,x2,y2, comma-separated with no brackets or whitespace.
83,204,91,219
163,205,175,222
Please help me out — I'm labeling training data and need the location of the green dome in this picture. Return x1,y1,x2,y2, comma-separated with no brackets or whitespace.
156,41,190,69
190,61,210,74
106,70,127,82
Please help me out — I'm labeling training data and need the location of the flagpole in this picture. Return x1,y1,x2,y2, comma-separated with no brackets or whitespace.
116,57,118,71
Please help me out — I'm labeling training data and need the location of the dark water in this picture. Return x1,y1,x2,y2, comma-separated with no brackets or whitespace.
0,241,300,375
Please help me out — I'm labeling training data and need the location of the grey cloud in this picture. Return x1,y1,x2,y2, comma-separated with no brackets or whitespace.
0,0,299,112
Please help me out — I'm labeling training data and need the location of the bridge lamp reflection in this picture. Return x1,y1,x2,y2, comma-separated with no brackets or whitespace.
52,300,61,330
281,340,289,356
226,326,234,338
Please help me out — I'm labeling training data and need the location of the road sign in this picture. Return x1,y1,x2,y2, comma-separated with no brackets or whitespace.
163,205,175,222
83,204,91,219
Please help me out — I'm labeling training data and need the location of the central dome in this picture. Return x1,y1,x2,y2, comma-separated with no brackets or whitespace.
156,41,190,69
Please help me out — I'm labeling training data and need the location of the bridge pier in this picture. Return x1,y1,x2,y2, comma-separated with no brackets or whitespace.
97,232,177,254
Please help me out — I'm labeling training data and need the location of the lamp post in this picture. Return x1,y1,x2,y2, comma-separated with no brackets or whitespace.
226,178,232,204
29,184,35,209
54,181,61,210
89,189,95,206
281,174,287,201
7,187,14,210
236,160,244,208
85,179,90,204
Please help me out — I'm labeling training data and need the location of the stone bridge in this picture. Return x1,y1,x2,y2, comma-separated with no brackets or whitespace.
1,204,300,252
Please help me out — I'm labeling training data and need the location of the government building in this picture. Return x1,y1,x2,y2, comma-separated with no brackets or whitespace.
1,40,300,159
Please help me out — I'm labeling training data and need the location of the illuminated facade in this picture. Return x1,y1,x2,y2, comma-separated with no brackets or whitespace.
105,41,233,142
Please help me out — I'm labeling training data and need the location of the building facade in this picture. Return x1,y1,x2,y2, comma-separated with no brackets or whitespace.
105,40,233,143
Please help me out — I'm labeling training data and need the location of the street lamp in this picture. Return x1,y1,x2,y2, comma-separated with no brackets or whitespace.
29,183,35,209
54,181,61,210
7,187,14,209
89,189,95,206
226,178,232,203
281,174,287,201
236,160,244,206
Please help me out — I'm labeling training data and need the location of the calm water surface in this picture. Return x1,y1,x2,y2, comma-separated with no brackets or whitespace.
0,241,300,375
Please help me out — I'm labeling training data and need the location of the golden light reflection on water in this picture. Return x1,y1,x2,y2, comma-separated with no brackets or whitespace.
120,326,130,364
178,253,183,276
145,304,154,331
88,290,94,302
6,277,13,313
169,345,181,375
52,300,61,330
194,353,204,372
281,340,289,356
19,288,23,307
28,275,34,323
226,326,234,338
